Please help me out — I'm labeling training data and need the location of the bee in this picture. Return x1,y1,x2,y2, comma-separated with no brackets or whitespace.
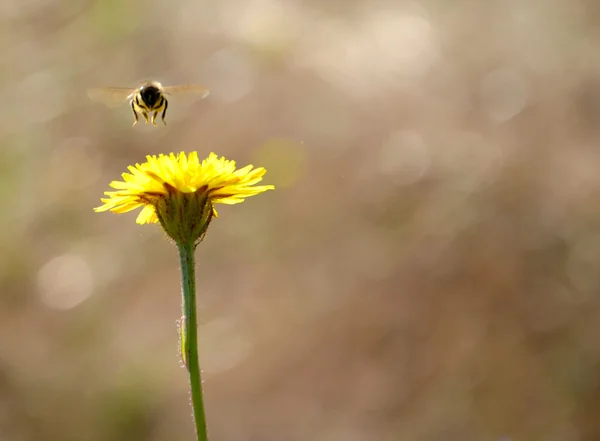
87,81,210,126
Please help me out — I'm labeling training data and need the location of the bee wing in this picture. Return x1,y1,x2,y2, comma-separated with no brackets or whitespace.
87,87,137,108
162,84,210,99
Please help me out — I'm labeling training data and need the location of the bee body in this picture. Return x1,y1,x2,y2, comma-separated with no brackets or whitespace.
131,81,169,126
87,80,209,127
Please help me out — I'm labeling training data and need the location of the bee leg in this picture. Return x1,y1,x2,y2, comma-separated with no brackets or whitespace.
131,101,138,127
151,112,158,126
162,99,168,125
142,111,149,124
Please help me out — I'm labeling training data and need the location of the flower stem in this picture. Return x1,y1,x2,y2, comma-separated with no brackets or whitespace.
178,241,209,441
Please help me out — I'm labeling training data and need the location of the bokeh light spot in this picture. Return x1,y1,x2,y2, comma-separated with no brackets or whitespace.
379,130,430,186
202,48,256,103
37,253,94,310
480,68,529,124
90,0,140,39
198,318,252,374
254,138,307,188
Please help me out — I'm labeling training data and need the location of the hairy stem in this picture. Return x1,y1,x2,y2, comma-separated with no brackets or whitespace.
178,241,209,441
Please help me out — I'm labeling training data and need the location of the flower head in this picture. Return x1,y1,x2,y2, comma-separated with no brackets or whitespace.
95,152,274,244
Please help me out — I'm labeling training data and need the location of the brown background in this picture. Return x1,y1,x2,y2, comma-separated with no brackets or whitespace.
2,0,600,440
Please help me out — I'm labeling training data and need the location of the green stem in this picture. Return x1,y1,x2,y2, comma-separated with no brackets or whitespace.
178,241,209,441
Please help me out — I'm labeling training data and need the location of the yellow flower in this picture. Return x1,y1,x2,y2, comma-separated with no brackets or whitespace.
95,152,274,244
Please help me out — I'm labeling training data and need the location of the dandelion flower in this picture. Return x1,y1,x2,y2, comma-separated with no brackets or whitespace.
94,150,274,441
95,151,274,244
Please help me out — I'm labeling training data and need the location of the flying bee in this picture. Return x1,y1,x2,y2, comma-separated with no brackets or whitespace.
87,81,210,126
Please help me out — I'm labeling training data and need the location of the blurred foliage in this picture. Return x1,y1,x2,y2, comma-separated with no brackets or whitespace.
2,0,600,440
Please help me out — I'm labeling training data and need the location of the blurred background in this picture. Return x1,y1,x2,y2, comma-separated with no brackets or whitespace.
2,0,600,439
